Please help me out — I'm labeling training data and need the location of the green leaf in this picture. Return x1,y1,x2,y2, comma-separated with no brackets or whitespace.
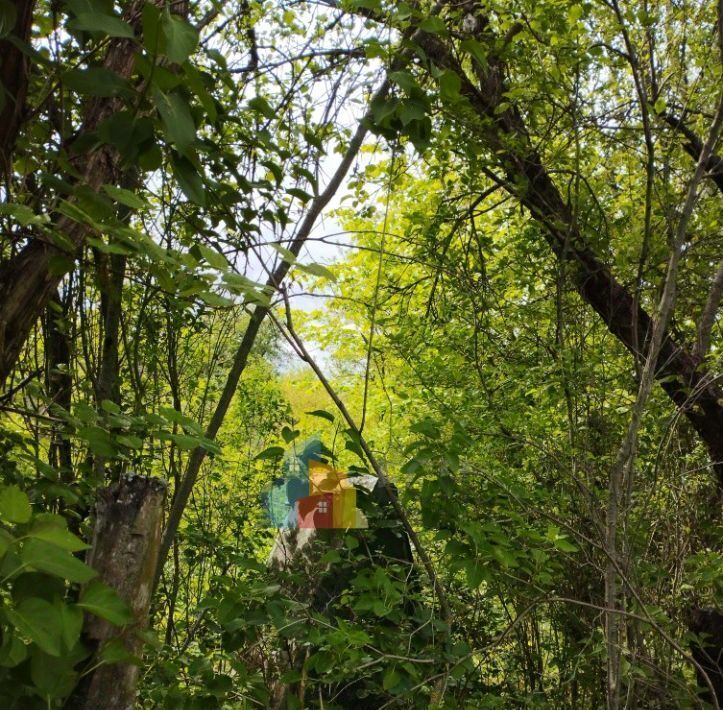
196,244,229,269
255,446,286,461
460,38,487,67
153,88,196,151
281,426,300,443
306,409,335,423
0,630,27,668
95,110,154,157
399,99,426,126
400,456,423,475
248,96,275,118
295,262,337,281
270,242,297,265
0,0,17,38
77,425,116,457
21,539,97,583
184,64,217,121
0,202,47,226
439,69,462,101
68,12,135,38
6,598,64,656
383,667,401,690
222,272,270,305
0,527,14,558
141,2,161,52
100,399,122,415
287,187,313,204
170,434,201,450
99,638,140,665
554,537,579,553
371,96,399,124
345,438,366,461
351,0,381,10
161,11,198,63
389,70,416,93
30,646,79,699
465,561,488,588
78,580,132,626
28,520,88,553
117,434,143,449
320,549,341,564
0,485,31,524
63,67,130,97
103,184,147,210
199,290,234,307
171,154,206,206
418,16,446,34
567,4,584,23
57,601,83,650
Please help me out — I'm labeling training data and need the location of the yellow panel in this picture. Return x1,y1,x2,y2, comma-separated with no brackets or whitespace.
309,460,347,494
332,487,356,528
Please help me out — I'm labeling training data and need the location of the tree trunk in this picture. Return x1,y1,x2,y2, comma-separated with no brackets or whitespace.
95,252,126,409
93,251,127,480
44,287,73,481
0,0,35,174
70,474,167,710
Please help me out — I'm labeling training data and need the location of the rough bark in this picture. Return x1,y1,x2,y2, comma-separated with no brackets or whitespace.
70,474,167,710
91,251,127,479
95,254,126,408
44,288,73,480
0,0,36,174
696,259,723,359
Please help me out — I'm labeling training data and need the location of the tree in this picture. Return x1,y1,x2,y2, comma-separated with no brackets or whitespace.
0,0,720,706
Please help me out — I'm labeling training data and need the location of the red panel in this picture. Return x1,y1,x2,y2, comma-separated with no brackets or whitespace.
297,493,334,528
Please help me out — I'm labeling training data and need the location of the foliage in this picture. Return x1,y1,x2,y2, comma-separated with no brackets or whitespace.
0,0,721,706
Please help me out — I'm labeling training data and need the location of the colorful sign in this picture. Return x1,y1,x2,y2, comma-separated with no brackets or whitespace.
261,438,370,529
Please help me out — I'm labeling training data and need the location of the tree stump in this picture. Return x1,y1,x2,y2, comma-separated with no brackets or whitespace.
71,474,167,709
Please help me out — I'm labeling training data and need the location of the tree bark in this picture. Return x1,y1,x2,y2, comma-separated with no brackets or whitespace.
70,474,167,710
93,251,127,479
44,287,73,481
95,253,126,408
0,0,36,175
695,259,723,359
